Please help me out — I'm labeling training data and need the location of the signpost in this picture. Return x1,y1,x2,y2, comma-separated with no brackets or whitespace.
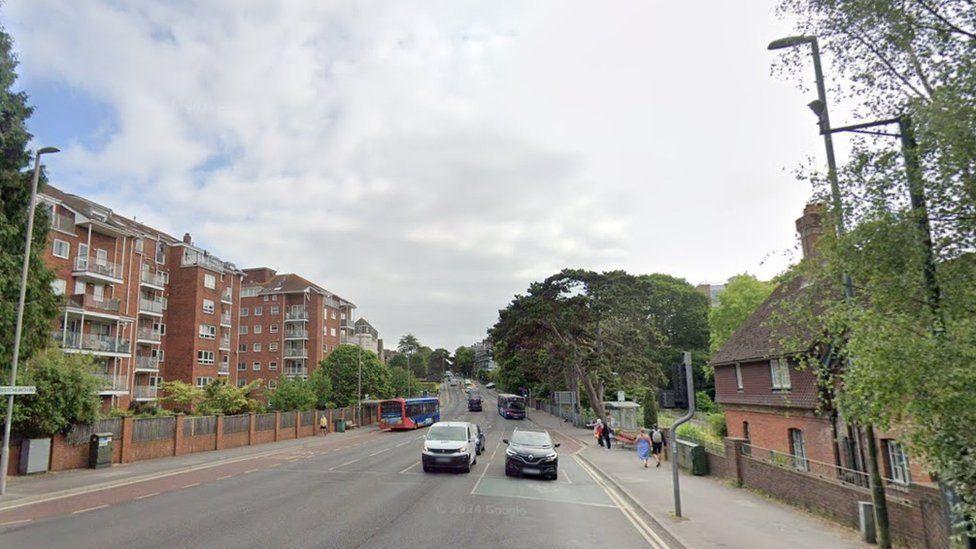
670,351,696,518
0,386,36,396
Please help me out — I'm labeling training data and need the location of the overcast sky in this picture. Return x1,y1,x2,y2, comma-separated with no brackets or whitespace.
7,1,836,350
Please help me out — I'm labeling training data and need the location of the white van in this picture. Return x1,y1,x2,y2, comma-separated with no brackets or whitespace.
421,421,478,473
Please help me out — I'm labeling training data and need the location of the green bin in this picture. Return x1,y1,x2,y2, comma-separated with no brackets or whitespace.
334,419,346,433
675,439,710,476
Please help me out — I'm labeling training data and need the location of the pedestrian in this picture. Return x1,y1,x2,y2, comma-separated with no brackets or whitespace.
601,415,613,450
593,418,605,447
650,425,664,467
636,428,652,468
319,415,329,435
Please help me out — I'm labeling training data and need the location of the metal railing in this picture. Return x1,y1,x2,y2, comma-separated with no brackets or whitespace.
135,356,160,371
67,294,121,314
137,327,162,342
284,329,308,339
132,385,158,399
285,309,308,320
220,312,232,325
52,212,75,233
181,252,225,272
283,346,308,358
221,288,233,303
742,443,879,488
139,297,164,314
284,366,308,377
140,270,166,287
217,364,230,375
57,332,131,354
219,337,231,350
676,430,726,456
93,372,129,391
74,256,122,279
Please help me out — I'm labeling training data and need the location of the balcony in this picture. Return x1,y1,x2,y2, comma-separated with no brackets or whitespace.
73,256,123,284
285,309,308,321
221,288,233,304
66,294,121,316
284,328,308,340
57,331,131,356
181,251,225,272
220,311,232,326
94,372,129,394
140,270,166,289
283,346,308,359
134,355,160,372
139,297,164,316
132,384,157,400
136,327,162,343
284,366,308,378
219,336,231,351
51,213,76,233
217,364,230,375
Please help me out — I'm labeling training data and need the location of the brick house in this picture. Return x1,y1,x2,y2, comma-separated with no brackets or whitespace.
236,268,351,390
711,203,931,487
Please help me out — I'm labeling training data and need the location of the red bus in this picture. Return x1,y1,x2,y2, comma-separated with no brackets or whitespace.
378,397,441,430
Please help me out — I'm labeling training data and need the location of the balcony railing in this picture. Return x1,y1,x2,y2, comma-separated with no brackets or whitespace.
67,294,121,314
220,312,232,325
284,329,308,339
219,337,231,350
94,372,129,392
136,327,162,342
135,356,160,371
51,213,75,233
217,364,230,375
283,347,308,358
181,252,225,272
57,332,131,354
285,309,308,321
140,270,166,287
74,256,122,280
221,288,233,303
284,367,308,377
139,297,164,314
132,385,157,399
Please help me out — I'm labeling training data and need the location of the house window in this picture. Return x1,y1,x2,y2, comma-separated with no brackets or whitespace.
269,323,278,333
331,310,336,319
161,297,168,310
155,242,166,263
254,325,262,334
254,306,263,316
263,295,269,302
885,440,912,485
272,295,277,301
197,351,215,365
51,279,67,295
134,238,144,253
203,299,215,314
238,343,247,352
203,273,216,289
196,376,213,387
241,307,249,317
161,272,169,284
330,328,336,337
270,305,279,315
734,363,743,390
92,284,105,302
95,248,108,266
269,361,278,371
253,343,262,352
770,359,791,390
155,322,166,335
52,239,70,259
237,379,247,388
789,429,809,471
239,325,248,335
253,361,261,371
238,362,247,371
158,349,165,362
269,342,278,351
199,324,216,339
74,280,86,294
269,380,277,389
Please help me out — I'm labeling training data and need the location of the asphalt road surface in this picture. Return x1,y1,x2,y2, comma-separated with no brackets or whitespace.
0,385,659,548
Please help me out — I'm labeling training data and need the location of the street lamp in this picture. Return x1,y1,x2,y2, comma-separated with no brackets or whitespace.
1,146,60,496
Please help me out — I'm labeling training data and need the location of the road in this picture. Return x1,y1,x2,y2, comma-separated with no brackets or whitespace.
0,385,661,548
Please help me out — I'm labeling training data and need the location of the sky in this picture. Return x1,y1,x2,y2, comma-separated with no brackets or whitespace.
5,1,836,350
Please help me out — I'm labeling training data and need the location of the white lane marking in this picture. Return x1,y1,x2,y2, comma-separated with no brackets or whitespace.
399,461,421,474
269,462,282,468
394,440,412,447
473,492,617,508
72,504,109,514
0,519,32,526
329,458,361,471
470,440,501,495
369,447,391,457
182,482,201,488
574,455,667,549
136,492,160,500
218,474,233,480
244,469,259,474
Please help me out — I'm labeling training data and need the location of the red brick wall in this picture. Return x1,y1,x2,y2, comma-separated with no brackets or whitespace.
221,431,249,449
724,407,836,464
131,438,175,462
238,291,286,386
252,430,275,445
185,434,217,454
715,359,820,409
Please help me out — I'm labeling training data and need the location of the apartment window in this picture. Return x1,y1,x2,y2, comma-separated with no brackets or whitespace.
269,323,278,333
199,324,216,340
222,354,229,366
95,248,108,266
263,295,269,302
789,429,809,471
134,238,144,253
158,349,165,362
254,325,262,334
238,343,247,352
52,239,70,259
203,299,215,314
269,380,277,389
253,361,261,371
254,306,263,316
253,343,262,352
734,363,743,391
770,359,791,390
92,284,105,302
269,361,278,371
204,273,216,289
155,242,166,264
237,379,247,388
196,376,213,387
51,279,67,296
74,280,86,294
161,296,168,311
238,362,247,371
197,350,215,365
331,310,336,319
330,328,337,337
239,325,248,335
270,306,279,315
156,322,166,335
78,242,89,262
885,440,912,485
269,342,278,352
241,307,249,317
161,272,169,284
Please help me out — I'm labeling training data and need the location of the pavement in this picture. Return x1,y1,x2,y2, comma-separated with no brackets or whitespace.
523,404,870,549
0,385,667,549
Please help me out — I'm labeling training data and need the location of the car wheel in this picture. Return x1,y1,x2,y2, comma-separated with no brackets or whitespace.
423,464,432,473
461,460,471,473
505,468,514,477
549,472,558,481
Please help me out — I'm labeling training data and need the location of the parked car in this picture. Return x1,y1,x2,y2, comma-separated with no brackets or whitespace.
472,423,485,455
503,428,560,480
485,382,495,389
422,421,478,473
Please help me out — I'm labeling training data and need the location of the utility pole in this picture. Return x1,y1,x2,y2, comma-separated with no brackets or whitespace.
669,351,696,518
357,344,362,427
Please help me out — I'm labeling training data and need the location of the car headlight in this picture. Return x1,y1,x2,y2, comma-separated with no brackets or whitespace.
505,448,518,457
543,452,558,461
422,443,430,452
456,446,468,454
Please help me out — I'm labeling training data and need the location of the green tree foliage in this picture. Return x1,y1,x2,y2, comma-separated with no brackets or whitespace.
389,366,421,398
641,390,658,428
453,345,474,377
319,345,391,406
396,334,420,355
708,274,774,355
776,0,976,533
159,380,202,414
0,349,102,437
308,367,334,409
0,27,59,374
387,353,408,371
268,377,316,411
427,348,450,380
196,379,262,415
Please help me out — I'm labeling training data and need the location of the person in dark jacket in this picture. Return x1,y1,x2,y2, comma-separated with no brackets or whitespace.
601,415,613,450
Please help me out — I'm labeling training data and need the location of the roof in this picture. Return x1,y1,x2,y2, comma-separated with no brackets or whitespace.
257,273,329,296
41,184,178,242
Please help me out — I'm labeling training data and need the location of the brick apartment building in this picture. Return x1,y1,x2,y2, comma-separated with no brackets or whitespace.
711,203,929,487
236,268,353,389
39,185,242,409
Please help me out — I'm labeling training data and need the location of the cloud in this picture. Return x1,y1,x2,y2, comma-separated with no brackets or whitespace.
8,0,814,348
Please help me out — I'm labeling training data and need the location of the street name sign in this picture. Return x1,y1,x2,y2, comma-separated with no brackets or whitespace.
0,386,36,395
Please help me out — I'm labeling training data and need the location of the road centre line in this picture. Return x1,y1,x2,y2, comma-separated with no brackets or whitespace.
369,447,390,457
399,461,420,474
182,482,201,488
470,440,501,495
329,458,361,471
135,492,160,499
72,504,108,514
0,519,32,526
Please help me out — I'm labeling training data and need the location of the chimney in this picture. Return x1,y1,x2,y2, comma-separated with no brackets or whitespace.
182,232,192,244
795,203,825,258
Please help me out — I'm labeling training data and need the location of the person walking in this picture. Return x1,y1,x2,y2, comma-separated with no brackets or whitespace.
319,414,330,436
650,425,664,467
593,418,605,447
636,428,653,468
601,415,613,450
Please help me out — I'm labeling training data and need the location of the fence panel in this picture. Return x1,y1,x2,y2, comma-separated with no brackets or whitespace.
67,418,123,445
300,411,314,425
280,411,296,429
132,417,176,443
183,415,217,437
223,414,250,435
256,413,276,431
743,443,872,487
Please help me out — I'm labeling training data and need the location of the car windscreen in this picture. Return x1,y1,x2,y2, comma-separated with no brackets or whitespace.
507,399,525,410
427,425,467,442
511,431,551,447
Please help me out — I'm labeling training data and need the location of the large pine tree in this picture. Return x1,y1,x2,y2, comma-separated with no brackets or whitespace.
0,25,58,376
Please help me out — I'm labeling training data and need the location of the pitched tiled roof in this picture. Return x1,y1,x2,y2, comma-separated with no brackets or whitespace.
41,184,177,243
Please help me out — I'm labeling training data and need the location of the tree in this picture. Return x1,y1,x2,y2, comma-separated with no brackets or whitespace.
453,346,474,377
387,353,408,371
427,348,450,380
319,345,391,406
0,26,60,375
160,380,203,414
389,366,420,398
308,367,334,409
196,379,262,415
268,377,316,411
0,349,101,438
708,274,774,355
397,334,420,355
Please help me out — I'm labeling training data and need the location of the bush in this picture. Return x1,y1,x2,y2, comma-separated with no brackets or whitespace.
695,390,719,414
675,422,707,441
268,377,316,411
707,412,728,438
642,390,658,427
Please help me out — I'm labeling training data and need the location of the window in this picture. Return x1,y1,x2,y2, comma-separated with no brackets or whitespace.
270,306,279,315
238,343,247,352
203,299,215,314
95,248,108,266
789,429,809,471
734,363,743,391
331,310,336,319
253,361,261,371
158,349,165,362
330,328,337,337
885,440,912,485
52,239,70,259
199,324,216,339
74,280,86,294
51,279,67,295
241,307,249,317
272,295,277,301
237,379,247,388
203,273,216,289
78,242,89,262
161,272,169,284
155,242,166,264
238,362,247,371
254,306,263,316
157,323,166,335
253,343,262,352
197,351,215,365
134,238,144,253
269,323,278,333
222,354,229,366
269,380,277,389
770,359,791,390
254,325,262,334
196,376,213,387
92,284,105,302
269,342,278,351
162,296,168,310
239,325,248,335
269,361,278,371
263,295,269,302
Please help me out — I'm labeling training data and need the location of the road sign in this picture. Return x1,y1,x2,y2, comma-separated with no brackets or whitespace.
553,391,576,405
0,386,36,395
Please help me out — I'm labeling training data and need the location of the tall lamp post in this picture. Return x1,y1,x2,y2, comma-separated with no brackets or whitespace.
768,36,892,548
1,146,60,496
